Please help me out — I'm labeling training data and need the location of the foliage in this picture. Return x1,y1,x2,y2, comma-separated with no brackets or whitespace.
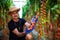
0,0,13,29
46,0,59,20
22,0,40,18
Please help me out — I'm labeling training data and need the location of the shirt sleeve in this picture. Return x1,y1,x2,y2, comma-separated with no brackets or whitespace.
8,22,16,31
22,19,26,25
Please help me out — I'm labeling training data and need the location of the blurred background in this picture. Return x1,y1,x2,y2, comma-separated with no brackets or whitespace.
0,0,60,40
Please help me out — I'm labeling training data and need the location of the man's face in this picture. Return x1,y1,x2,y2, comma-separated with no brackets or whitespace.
10,11,19,19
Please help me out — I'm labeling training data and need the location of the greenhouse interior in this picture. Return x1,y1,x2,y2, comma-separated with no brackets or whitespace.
0,0,60,40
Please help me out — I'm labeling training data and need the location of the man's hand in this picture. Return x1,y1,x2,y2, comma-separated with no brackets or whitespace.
25,22,35,30
18,32,26,37
28,22,35,30
22,32,26,36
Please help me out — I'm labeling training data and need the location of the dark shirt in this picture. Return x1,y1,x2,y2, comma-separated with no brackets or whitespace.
8,18,26,40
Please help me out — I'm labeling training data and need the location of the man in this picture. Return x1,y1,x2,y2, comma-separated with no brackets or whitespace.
8,6,32,40
25,11,39,40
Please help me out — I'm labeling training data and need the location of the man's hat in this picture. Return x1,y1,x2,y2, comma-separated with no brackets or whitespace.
8,6,20,14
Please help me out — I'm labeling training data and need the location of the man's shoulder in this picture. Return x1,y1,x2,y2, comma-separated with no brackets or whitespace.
19,18,25,21
19,18,26,23
8,20,13,24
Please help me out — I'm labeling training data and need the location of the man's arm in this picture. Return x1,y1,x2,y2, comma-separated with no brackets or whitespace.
12,28,26,37
8,21,26,37
25,22,35,30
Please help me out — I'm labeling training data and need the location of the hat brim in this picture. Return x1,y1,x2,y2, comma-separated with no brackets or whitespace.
8,8,20,15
